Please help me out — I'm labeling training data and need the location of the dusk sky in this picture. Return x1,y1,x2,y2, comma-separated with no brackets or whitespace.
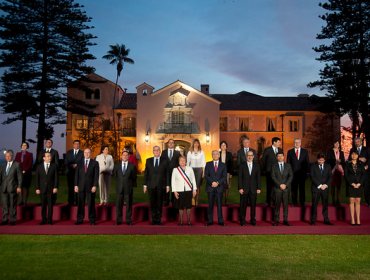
0,0,328,156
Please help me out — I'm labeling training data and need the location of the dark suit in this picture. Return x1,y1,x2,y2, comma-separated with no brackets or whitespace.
35,163,59,223
310,163,331,223
205,161,227,224
113,161,137,224
262,146,283,206
220,151,233,174
144,157,169,224
37,148,60,167
74,159,99,224
65,149,83,205
287,148,310,206
236,147,257,166
0,161,22,223
271,162,293,223
238,161,261,224
161,149,180,205
349,146,370,205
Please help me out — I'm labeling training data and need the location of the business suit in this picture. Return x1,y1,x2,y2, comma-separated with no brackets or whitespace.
344,161,366,198
113,161,137,224
74,159,99,224
65,149,83,205
238,161,261,225
310,163,332,224
0,161,22,224
349,146,370,205
161,148,180,205
37,148,60,167
144,157,169,224
14,150,33,205
262,146,283,206
236,147,257,166
35,163,59,224
287,148,310,206
205,161,227,224
271,162,293,223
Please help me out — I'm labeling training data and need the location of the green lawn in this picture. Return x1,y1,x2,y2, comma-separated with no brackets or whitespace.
0,235,369,279
25,174,350,205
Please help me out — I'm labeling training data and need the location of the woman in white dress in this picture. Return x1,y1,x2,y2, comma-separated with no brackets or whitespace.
96,146,114,205
187,139,205,206
172,156,197,225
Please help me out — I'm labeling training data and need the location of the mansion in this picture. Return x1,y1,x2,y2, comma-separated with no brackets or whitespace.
66,73,340,171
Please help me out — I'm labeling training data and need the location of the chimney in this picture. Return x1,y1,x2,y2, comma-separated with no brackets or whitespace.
201,84,209,95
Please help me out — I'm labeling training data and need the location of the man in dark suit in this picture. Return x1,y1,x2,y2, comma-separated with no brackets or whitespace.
65,140,83,206
287,138,310,207
262,137,283,206
205,150,227,226
37,139,60,167
113,150,137,225
161,139,180,206
0,150,22,225
74,148,99,225
310,153,333,225
271,151,293,226
35,152,59,225
143,146,169,225
238,151,261,226
236,135,257,166
349,137,370,206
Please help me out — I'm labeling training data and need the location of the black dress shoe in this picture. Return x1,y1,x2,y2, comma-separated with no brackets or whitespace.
272,222,278,226
283,221,291,226
324,221,333,225
75,221,83,225
218,222,225,226
126,221,133,226
115,222,122,225
1,221,8,226
48,221,53,225
251,221,256,226
39,221,47,225
9,221,16,226
310,221,316,225
206,222,213,226
240,222,246,226
90,222,96,225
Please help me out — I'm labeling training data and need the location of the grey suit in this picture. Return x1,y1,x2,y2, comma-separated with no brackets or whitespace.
1,161,22,223
271,162,293,223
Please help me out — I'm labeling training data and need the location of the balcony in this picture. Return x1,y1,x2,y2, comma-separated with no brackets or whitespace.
157,122,200,134
121,128,136,137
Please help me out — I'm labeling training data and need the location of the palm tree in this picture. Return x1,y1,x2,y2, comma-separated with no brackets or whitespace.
102,44,134,159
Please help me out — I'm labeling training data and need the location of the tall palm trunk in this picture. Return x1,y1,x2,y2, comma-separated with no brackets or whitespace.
112,72,119,159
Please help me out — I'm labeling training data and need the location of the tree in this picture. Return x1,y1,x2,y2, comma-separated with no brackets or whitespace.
308,0,370,144
0,0,96,154
102,44,134,159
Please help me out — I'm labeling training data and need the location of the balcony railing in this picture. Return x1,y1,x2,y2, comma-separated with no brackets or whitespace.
157,122,200,134
121,128,136,137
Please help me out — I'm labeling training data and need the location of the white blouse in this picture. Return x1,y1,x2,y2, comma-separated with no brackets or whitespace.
95,154,114,174
171,166,197,192
186,150,206,168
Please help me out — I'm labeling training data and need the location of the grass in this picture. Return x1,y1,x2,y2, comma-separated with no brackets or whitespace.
0,235,370,279
24,175,350,205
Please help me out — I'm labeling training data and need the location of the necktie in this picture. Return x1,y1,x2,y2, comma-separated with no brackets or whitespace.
74,150,77,157
248,163,252,175
295,149,299,159
169,150,173,160
280,163,284,174
320,165,323,174
155,158,159,168
214,162,218,173
358,147,361,154
45,164,49,174
84,160,88,172
122,162,127,174
5,162,11,175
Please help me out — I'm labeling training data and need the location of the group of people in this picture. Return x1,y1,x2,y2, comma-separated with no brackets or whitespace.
0,136,368,227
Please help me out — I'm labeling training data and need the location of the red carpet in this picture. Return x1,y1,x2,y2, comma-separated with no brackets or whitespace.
0,203,369,235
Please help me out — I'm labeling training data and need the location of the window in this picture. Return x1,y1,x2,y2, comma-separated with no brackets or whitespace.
102,119,111,131
289,120,299,132
76,119,88,130
239,117,249,131
85,91,92,99
94,89,100,100
142,89,148,96
122,117,136,129
171,111,185,124
267,117,276,132
220,117,228,131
